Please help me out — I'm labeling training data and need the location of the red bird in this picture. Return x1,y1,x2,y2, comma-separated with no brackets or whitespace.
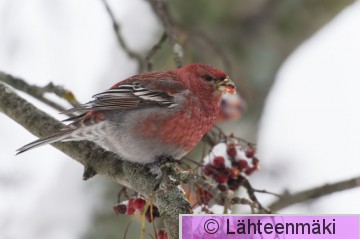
17,64,235,164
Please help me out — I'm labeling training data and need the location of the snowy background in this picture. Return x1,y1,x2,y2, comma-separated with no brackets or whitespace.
1,0,360,238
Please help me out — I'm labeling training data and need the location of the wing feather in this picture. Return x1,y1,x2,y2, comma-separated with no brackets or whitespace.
62,79,182,114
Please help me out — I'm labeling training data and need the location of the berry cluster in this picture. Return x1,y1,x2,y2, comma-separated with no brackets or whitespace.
203,138,259,192
113,196,146,215
113,196,160,223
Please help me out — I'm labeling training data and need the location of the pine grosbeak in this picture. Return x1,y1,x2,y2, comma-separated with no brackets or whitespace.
17,63,235,164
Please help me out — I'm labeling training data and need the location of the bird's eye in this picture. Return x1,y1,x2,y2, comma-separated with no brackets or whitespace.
203,75,213,81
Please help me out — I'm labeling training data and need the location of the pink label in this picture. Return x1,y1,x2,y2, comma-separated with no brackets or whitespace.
181,215,359,239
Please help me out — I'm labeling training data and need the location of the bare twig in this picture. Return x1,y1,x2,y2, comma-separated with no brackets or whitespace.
117,187,129,203
182,157,204,167
202,125,256,150
253,189,281,198
269,176,360,212
0,77,191,239
180,27,232,75
231,196,259,214
202,133,219,148
243,178,271,213
0,71,80,114
146,0,183,68
101,0,144,72
145,32,168,71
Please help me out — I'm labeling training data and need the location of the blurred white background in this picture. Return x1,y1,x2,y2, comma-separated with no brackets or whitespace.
257,0,360,213
0,0,360,238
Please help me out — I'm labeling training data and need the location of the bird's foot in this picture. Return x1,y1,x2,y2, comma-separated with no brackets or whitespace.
147,163,162,179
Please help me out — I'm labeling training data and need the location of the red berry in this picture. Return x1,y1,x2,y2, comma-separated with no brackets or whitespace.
227,147,237,158
203,164,214,176
133,198,146,210
127,207,135,215
205,190,213,199
237,160,248,170
246,149,255,158
128,198,135,209
198,188,213,204
213,156,225,168
145,205,160,222
157,229,168,239
113,204,127,215
216,175,228,184
245,167,257,175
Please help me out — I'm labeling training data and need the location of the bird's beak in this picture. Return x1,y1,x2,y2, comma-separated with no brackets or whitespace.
216,77,236,94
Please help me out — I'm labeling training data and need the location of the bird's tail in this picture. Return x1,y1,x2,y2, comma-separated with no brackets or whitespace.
16,130,74,155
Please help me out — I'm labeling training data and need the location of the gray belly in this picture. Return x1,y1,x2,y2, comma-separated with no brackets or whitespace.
97,109,186,164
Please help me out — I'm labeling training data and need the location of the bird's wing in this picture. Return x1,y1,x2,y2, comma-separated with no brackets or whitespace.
17,77,188,154
63,78,186,115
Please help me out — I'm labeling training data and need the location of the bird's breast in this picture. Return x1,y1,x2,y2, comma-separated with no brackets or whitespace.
134,100,219,153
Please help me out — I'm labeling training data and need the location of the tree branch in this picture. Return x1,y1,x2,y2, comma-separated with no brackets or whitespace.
101,0,144,72
0,76,191,239
145,32,167,71
269,176,360,212
179,27,232,75
146,0,183,68
243,178,271,213
0,71,80,113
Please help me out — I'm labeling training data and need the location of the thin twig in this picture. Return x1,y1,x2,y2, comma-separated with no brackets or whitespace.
147,232,155,239
243,178,271,213
202,125,256,149
202,133,218,148
269,176,360,212
101,0,144,72
146,0,183,68
231,196,258,213
145,32,168,71
183,27,232,75
123,217,135,239
253,189,281,198
117,187,129,203
182,157,204,167
0,71,80,115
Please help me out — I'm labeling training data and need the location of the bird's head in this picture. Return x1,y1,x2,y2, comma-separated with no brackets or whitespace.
176,63,236,96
